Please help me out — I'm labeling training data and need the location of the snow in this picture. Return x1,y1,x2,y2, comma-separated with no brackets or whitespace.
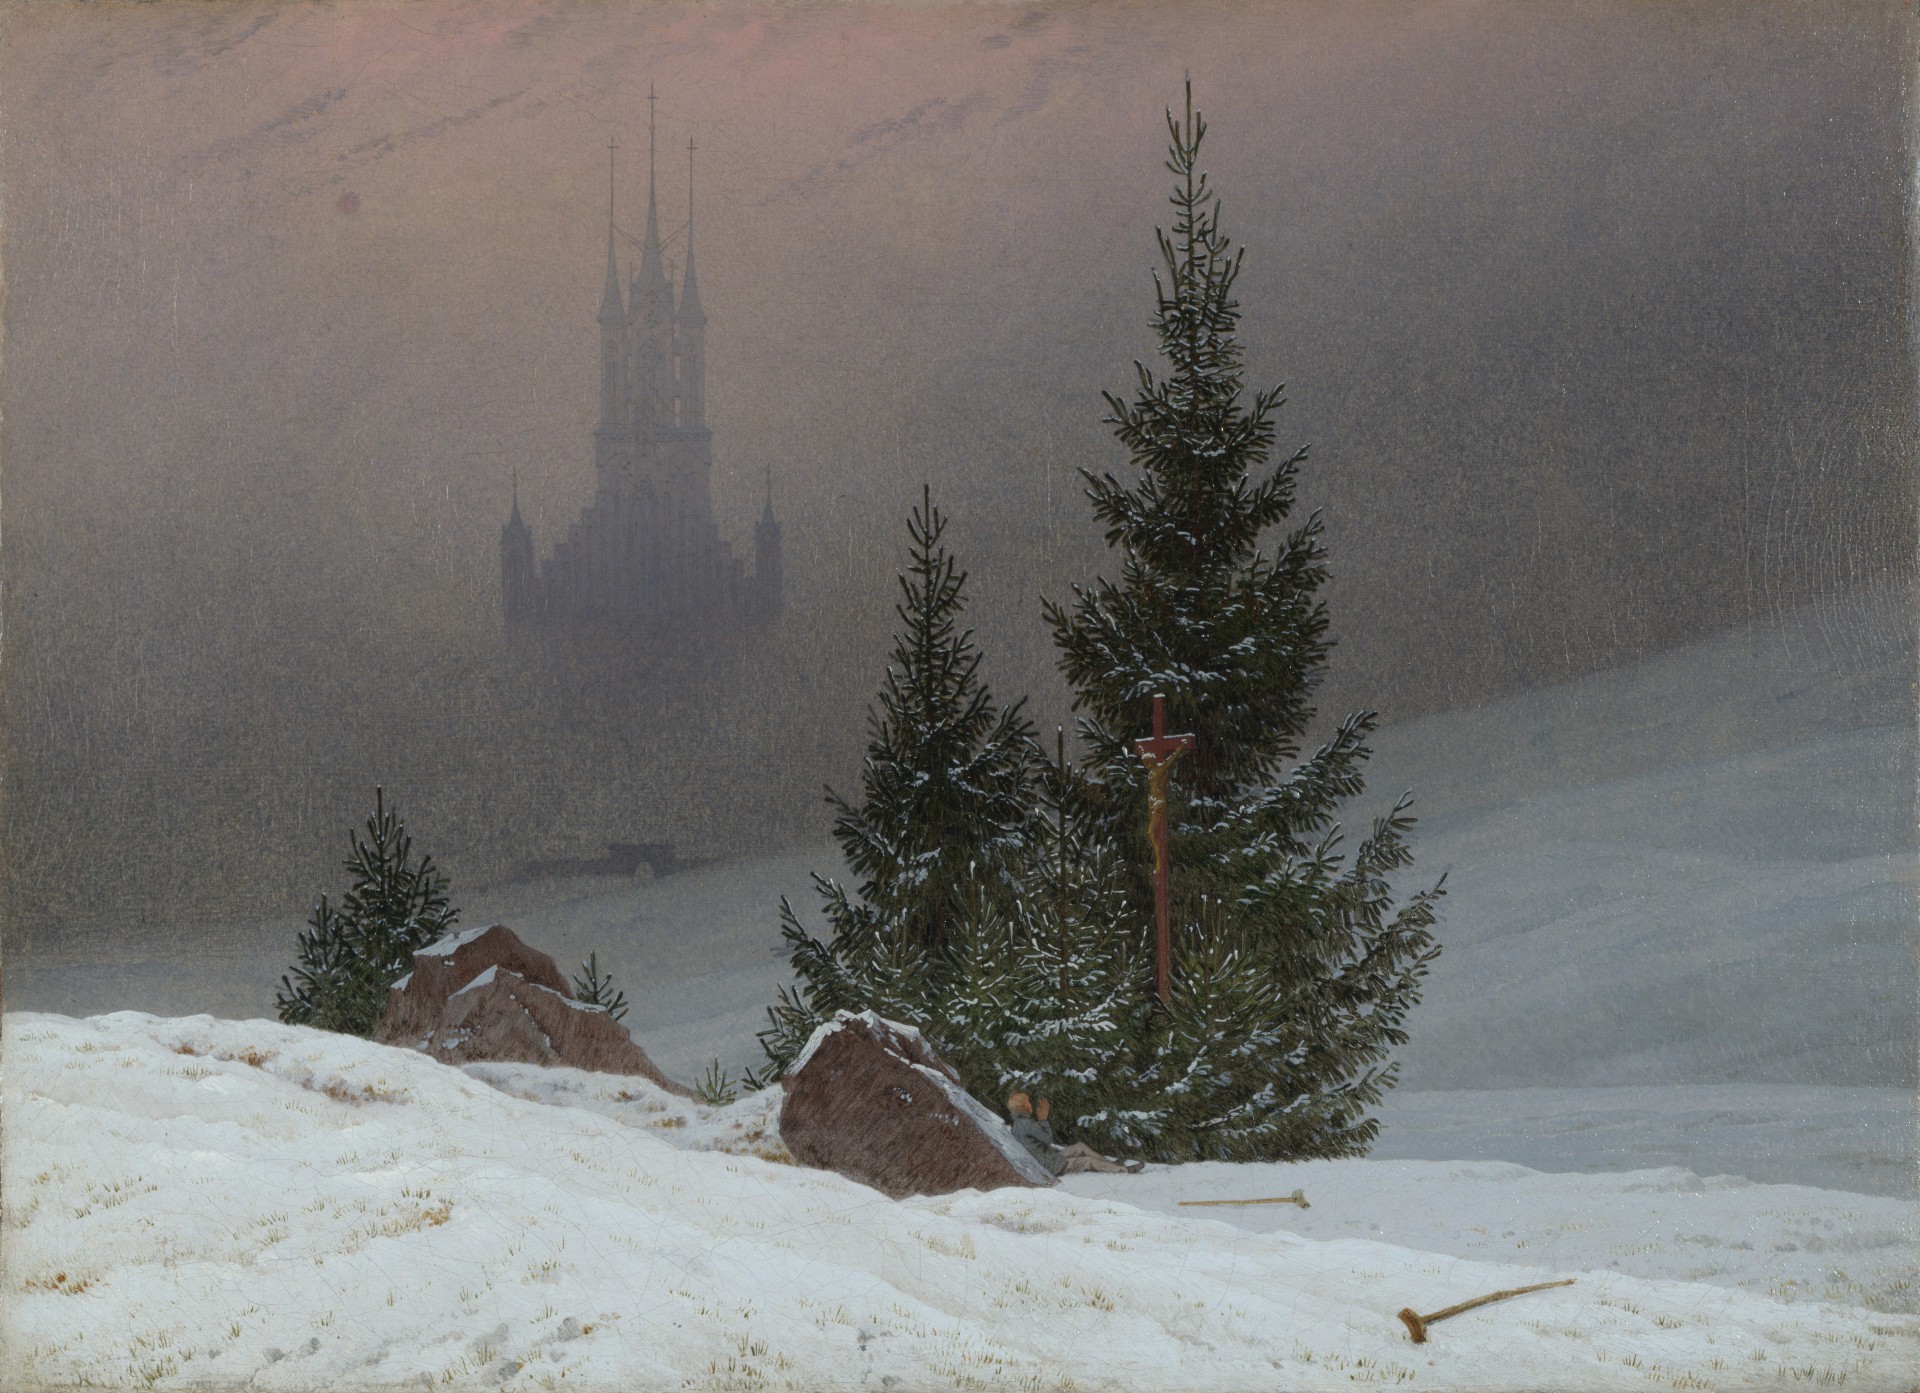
454,1056,790,1163
450,964,499,995
1062,1160,1918,1316
1367,1084,1916,1199
416,924,501,958
6,1010,1915,1392
1359,581,1915,1093
2,586,1911,1388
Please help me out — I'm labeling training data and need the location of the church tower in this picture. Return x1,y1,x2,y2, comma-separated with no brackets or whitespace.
675,137,706,431
501,473,537,625
594,141,632,489
631,88,675,437
501,95,784,658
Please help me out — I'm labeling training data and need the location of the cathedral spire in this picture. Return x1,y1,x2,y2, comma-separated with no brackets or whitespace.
596,138,628,428
680,137,705,325
501,468,538,627
633,85,674,428
597,137,624,326
676,134,708,430
639,86,669,303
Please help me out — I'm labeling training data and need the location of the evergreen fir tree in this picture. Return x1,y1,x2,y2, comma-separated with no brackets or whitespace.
935,730,1145,1149
572,952,629,1021
276,893,382,1037
1046,83,1443,1160
276,788,459,1038
754,873,945,1081
696,1059,740,1107
756,488,1042,1078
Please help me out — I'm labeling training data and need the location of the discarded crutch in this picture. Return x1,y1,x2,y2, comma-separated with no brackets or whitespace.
1177,1188,1309,1210
1396,1278,1576,1343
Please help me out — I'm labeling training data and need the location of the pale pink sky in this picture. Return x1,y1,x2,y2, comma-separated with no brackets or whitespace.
1,0,1904,700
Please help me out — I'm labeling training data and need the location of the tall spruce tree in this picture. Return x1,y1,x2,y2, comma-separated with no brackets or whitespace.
277,788,459,1038
1046,84,1443,1160
756,488,1042,1077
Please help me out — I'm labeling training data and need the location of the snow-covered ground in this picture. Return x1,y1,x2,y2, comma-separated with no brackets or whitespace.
7,1011,1915,1392
1360,582,1914,1094
4,588,1912,1386
1366,1085,1915,1199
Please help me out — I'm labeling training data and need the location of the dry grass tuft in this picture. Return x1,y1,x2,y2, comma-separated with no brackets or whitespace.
315,1076,409,1105
220,1046,277,1068
23,1269,97,1295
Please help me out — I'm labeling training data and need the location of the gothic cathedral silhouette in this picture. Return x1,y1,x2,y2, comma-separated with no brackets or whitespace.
501,93,781,659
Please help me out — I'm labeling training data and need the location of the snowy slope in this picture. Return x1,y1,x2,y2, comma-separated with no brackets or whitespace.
2,850,831,1031
11,586,1908,1097
1359,583,1915,1091
4,587,1909,1234
6,1011,1916,1392
1366,1084,1915,1198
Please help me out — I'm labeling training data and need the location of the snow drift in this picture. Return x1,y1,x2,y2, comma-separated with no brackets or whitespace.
5,1010,1914,1391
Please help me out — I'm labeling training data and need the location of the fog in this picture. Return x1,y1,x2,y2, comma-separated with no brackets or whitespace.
1,1,1909,971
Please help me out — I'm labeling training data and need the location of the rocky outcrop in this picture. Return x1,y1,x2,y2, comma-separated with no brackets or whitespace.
777,1010,1055,1198
373,924,690,1096
374,924,569,1044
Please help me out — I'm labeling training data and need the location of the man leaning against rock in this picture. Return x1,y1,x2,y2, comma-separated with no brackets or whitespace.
1007,1092,1143,1175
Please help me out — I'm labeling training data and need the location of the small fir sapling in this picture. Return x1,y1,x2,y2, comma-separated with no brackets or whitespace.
275,893,379,1038
571,952,630,1021
696,1060,739,1106
277,788,459,1038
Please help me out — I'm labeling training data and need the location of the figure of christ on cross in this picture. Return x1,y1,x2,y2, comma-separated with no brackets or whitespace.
1135,693,1195,1008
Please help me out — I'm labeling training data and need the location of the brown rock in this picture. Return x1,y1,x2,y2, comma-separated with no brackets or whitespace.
373,923,690,1097
778,1010,1055,1198
374,923,569,1045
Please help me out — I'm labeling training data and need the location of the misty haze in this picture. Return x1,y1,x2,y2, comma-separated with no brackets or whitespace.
3,2,1908,974
2,4,1914,1390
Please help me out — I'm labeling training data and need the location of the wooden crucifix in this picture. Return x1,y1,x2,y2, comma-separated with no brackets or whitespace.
1134,692,1194,1008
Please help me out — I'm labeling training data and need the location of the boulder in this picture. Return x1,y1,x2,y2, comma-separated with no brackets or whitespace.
778,1010,1055,1198
374,924,569,1042
373,924,690,1096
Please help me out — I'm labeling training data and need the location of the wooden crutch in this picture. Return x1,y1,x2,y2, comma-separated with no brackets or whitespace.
1396,1278,1576,1343
1176,1188,1309,1210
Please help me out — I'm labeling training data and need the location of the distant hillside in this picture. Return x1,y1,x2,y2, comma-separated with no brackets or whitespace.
10,585,1911,1098
1366,582,1914,1089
